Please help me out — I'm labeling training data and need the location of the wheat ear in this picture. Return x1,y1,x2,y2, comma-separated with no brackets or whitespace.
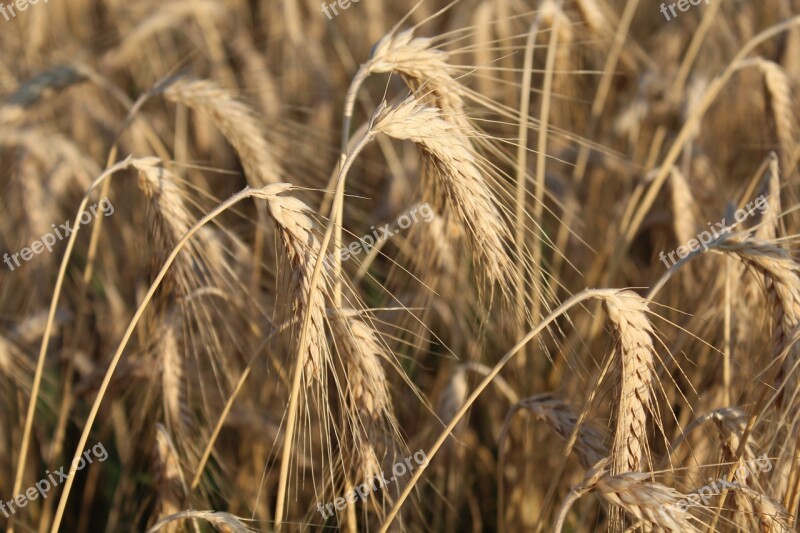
148,426,187,533
516,394,608,470
371,96,512,287
753,59,797,175
554,458,698,533
260,185,331,387
604,291,657,475
330,309,396,480
161,77,280,186
716,238,800,400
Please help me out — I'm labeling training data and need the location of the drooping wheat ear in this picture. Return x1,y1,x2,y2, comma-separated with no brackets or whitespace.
101,0,227,71
710,407,760,473
330,309,396,479
603,291,657,474
517,394,608,469
360,29,465,120
437,365,469,444
230,34,281,119
0,65,86,125
594,473,698,531
0,333,36,395
574,0,610,39
756,154,782,241
371,96,512,287
736,486,793,533
161,77,280,186
255,184,331,387
716,238,800,399
145,510,256,533
554,458,698,533
18,154,58,244
668,167,699,247
149,426,187,533
135,158,194,251
0,128,101,190
135,157,222,297
749,59,798,175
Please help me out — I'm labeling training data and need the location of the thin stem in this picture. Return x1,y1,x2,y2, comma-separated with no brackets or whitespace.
531,7,560,341
553,489,583,533
513,14,541,381
724,256,732,405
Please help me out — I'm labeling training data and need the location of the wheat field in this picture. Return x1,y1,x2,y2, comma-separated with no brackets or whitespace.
1,0,799,531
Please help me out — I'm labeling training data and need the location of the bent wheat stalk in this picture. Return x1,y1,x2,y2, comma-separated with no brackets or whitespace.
377,288,626,533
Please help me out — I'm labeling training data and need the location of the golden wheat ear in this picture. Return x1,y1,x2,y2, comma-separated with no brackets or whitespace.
370,95,513,290
148,426,187,533
330,308,399,485
256,185,332,388
603,291,658,475
555,457,699,532
161,77,281,187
